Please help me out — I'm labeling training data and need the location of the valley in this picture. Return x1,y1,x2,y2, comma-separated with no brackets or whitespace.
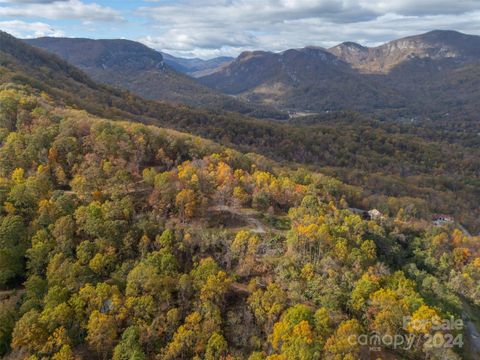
198,30,480,120
23,37,287,120
0,26,479,360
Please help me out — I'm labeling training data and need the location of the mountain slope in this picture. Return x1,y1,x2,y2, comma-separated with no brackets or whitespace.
329,30,480,73
1,37,480,360
199,47,406,112
2,30,480,232
2,31,256,125
24,37,285,118
3,84,480,360
200,30,480,118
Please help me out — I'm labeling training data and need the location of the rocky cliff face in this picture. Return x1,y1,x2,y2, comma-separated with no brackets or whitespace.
328,30,480,73
199,46,405,112
198,30,480,116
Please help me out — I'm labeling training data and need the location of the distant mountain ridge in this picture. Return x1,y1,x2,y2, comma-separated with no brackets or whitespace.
23,37,208,104
2,29,480,234
329,30,480,73
22,30,480,119
199,30,480,118
199,46,406,112
24,37,286,119
24,37,166,72
161,52,233,77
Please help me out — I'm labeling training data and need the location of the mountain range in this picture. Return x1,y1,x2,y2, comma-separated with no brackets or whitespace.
3,29,480,233
23,37,285,119
199,46,406,113
4,28,480,360
3,19,480,360
329,30,480,73
24,30,480,120
199,30,480,119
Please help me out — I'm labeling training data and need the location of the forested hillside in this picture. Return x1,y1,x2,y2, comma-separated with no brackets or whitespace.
1,32,271,122
24,37,285,120
2,31,479,233
1,85,479,359
29,31,480,122
199,47,406,113
199,31,480,119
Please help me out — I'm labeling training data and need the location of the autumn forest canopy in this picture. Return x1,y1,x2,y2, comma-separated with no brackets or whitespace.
0,29,479,360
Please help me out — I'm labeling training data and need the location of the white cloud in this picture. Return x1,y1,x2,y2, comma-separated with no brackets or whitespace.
0,1,69,3
359,0,480,16
0,19,64,37
137,0,480,58
0,0,124,22
2,0,480,58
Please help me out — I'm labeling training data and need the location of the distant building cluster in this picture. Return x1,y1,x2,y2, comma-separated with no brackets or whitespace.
360,209,383,221
432,214,454,226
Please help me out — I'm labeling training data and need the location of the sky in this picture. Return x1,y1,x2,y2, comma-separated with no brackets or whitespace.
1,0,480,59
